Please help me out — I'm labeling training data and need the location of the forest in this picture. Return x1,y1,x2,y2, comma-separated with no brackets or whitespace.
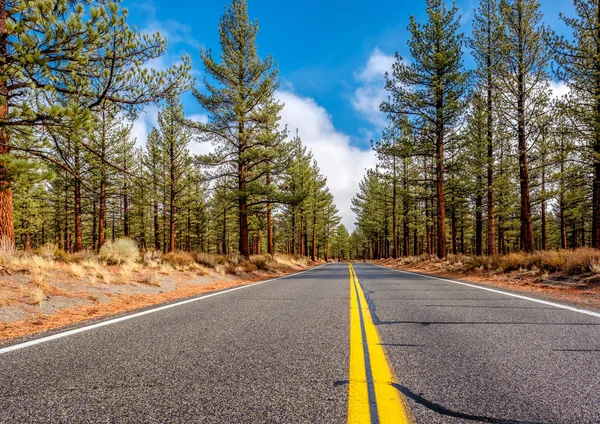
3,0,600,266
1,0,349,262
351,0,600,261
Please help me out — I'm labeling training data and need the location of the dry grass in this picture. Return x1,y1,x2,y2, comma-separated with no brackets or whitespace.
194,252,216,269
69,264,86,278
163,251,196,270
139,272,161,287
0,252,315,342
99,238,140,265
159,263,174,275
21,286,45,305
119,263,134,284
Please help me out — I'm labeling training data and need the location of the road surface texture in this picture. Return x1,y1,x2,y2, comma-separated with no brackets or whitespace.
1,262,599,423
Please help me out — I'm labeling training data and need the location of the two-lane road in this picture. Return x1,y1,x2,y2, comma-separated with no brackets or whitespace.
1,263,599,423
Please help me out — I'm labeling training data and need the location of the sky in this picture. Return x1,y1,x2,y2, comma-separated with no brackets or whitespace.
122,0,575,230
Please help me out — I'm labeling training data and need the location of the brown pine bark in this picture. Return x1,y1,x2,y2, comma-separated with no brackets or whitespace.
74,177,83,252
169,173,176,253
311,208,317,261
516,14,535,253
435,104,447,259
266,172,274,255
486,14,495,256
475,191,483,256
541,159,547,251
0,3,14,246
392,151,399,259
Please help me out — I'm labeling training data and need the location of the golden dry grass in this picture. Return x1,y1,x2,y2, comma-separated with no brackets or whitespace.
69,264,87,278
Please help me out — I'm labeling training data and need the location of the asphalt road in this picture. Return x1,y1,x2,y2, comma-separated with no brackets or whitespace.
1,263,600,423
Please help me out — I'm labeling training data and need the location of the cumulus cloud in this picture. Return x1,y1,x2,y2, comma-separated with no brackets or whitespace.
351,48,396,128
277,91,377,230
549,80,570,100
130,106,159,147
129,91,375,230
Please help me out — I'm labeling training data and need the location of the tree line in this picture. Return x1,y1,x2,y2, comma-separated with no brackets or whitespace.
2,0,346,260
351,0,600,259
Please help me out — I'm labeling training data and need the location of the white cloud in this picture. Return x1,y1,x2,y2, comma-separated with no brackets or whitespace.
351,48,396,128
187,114,214,156
130,92,374,230
277,91,377,230
130,105,159,147
550,80,570,100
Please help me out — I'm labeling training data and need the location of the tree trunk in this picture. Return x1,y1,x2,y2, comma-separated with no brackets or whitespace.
74,176,83,252
541,160,547,251
475,191,483,256
266,171,274,255
517,31,534,253
0,2,15,246
98,170,107,250
392,152,399,258
291,212,296,255
451,201,457,255
486,22,495,256
436,112,447,259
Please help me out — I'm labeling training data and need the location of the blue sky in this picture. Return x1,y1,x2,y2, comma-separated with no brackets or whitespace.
122,0,576,229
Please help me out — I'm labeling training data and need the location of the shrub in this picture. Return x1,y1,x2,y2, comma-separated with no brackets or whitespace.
225,263,240,274
537,251,566,272
564,248,600,275
99,238,140,265
240,261,257,273
143,250,162,265
163,251,195,268
194,252,216,268
499,252,528,272
69,264,86,278
249,254,272,271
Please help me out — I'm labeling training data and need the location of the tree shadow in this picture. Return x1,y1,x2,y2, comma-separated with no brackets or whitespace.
391,383,546,424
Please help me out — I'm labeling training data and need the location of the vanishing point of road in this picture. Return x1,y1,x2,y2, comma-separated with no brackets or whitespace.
1,263,599,423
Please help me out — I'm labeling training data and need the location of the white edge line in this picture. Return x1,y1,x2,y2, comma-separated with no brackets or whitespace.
366,263,600,319
0,264,328,355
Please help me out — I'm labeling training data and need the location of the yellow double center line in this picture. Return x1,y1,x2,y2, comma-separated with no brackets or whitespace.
348,263,412,424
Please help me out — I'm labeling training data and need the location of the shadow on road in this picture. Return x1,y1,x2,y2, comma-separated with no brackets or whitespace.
391,383,545,424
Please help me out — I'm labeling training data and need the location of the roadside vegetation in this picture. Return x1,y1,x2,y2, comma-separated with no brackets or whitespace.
0,237,315,341
371,248,600,308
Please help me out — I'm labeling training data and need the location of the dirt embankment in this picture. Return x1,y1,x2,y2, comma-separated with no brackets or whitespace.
370,254,600,310
0,254,318,343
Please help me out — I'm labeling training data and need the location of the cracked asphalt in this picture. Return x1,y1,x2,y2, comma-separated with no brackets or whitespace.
1,263,599,423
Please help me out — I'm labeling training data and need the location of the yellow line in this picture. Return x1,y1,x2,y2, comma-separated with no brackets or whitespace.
348,263,412,424
348,264,371,423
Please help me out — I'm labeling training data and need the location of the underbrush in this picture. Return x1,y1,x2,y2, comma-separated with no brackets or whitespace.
0,237,310,283
391,248,600,276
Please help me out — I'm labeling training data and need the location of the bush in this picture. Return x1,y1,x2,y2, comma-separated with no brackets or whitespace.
240,261,257,273
564,248,600,275
194,252,216,269
499,252,528,271
537,251,566,272
163,251,195,268
99,238,140,265
249,254,273,271
143,250,162,265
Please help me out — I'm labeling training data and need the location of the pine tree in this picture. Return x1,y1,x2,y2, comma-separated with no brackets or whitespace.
156,99,192,253
497,0,551,252
469,0,504,255
194,0,282,257
554,0,600,248
0,0,191,245
382,0,468,258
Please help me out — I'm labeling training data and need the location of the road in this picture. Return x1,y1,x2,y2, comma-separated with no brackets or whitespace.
1,263,599,423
